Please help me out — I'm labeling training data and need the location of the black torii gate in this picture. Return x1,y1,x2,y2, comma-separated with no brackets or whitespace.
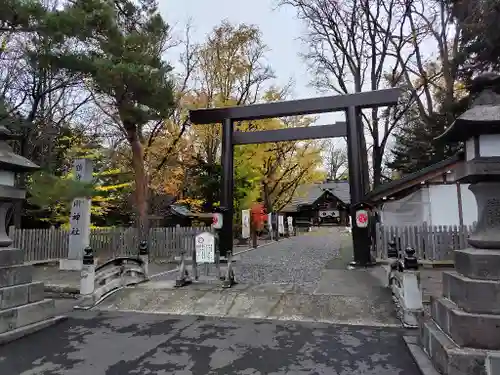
189,88,401,267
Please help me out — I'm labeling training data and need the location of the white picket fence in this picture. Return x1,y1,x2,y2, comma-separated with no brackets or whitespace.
9,226,210,264
375,222,476,262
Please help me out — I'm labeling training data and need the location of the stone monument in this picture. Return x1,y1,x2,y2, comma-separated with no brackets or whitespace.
413,73,500,375
0,126,65,344
59,158,93,271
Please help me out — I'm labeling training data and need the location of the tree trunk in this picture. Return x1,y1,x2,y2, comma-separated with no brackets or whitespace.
126,128,149,243
262,182,273,213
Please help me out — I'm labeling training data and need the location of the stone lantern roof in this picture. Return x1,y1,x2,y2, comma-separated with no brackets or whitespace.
436,73,500,143
0,125,39,173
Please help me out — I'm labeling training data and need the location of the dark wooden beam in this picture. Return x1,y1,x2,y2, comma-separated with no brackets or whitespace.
190,88,402,124
232,123,347,145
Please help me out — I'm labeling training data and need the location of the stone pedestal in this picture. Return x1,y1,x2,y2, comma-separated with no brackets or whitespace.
418,183,500,375
0,204,65,344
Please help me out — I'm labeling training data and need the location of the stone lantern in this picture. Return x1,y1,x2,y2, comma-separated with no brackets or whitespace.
0,126,64,344
416,73,500,375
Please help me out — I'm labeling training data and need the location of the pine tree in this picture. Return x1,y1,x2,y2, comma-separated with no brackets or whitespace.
388,112,461,175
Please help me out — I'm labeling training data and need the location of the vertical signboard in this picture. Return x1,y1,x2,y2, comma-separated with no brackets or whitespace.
241,209,250,239
60,158,93,270
278,215,285,234
287,216,293,233
195,232,215,263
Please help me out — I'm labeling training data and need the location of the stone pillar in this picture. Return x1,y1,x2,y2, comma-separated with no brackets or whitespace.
416,74,500,375
60,158,93,271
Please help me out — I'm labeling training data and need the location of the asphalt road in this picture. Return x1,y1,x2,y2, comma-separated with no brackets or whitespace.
0,310,420,375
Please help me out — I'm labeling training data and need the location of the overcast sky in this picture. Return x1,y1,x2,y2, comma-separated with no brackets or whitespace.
159,0,342,125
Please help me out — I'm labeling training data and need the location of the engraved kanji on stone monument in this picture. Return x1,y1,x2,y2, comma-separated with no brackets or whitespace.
60,158,93,270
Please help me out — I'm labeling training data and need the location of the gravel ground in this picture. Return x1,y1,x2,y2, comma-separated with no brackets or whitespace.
232,228,342,289
157,227,344,289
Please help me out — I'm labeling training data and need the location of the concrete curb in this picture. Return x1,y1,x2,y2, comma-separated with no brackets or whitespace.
0,315,68,346
403,336,440,375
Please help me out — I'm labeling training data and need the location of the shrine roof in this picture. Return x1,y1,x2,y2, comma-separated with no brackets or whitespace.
281,181,350,213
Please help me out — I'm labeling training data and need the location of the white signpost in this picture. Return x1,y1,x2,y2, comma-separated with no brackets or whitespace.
287,216,293,234
355,209,369,228
241,209,250,239
195,232,215,264
278,215,285,235
60,158,93,271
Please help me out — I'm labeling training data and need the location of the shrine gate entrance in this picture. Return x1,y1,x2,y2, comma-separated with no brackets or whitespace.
189,89,401,267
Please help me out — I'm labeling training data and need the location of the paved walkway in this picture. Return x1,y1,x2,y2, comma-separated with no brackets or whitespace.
96,228,398,326
0,227,423,374
0,311,420,375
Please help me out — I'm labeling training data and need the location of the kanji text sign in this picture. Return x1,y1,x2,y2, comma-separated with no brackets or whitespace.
68,159,93,262
195,232,215,264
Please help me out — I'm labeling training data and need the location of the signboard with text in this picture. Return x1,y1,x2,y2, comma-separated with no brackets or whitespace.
195,232,215,263
241,209,250,238
278,215,285,234
62,159,93,270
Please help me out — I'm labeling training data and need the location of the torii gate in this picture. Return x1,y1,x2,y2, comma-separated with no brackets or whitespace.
189,88,401,267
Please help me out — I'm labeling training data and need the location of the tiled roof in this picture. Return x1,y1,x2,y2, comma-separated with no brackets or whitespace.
364,152,464,204
281,181,350,212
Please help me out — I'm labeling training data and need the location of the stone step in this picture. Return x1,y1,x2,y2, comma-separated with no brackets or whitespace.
0,298,56,334
420,319,490,375
96,281,401,327
443,271,500,314
0,264,33,288
431,296,500,350
0,248,24,267
455,248,500,281
0,281,44,310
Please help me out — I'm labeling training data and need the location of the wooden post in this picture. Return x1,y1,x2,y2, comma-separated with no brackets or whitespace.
251,217,258,248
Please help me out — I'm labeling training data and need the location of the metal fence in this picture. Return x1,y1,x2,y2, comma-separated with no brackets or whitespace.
375,222,476,262
9,226,210,264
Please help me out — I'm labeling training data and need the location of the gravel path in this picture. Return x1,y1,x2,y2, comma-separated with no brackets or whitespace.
232,227,342,289
156,227,344,289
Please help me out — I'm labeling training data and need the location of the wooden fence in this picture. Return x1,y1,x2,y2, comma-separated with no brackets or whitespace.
9,226,210,264
375,223,476,262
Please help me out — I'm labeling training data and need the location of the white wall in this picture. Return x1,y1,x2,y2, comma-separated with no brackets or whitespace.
428,184,477,226
380,188,430,226
460,184,478,226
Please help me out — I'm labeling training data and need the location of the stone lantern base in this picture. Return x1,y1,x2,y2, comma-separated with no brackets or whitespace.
0,203,66,344
410,183,500,375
